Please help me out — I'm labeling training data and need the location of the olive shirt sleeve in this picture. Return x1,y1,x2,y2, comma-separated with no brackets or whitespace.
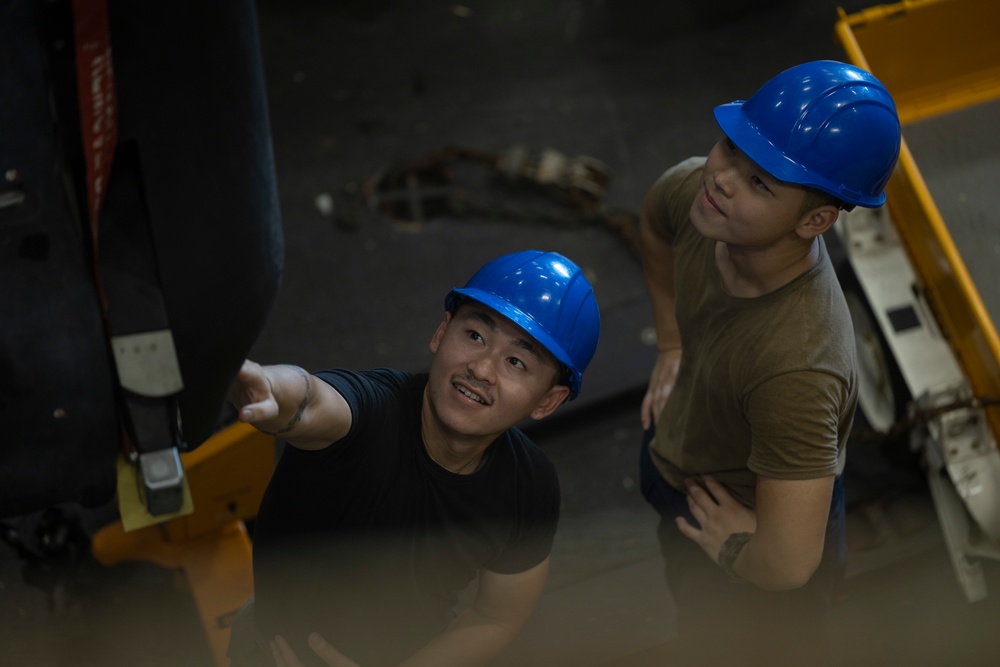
484,437,561,575
745,370,851,480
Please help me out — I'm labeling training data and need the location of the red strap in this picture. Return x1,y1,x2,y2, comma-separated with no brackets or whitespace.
71,0,117,244
73,0,125,455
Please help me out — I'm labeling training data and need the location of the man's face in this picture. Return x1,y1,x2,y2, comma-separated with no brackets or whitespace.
425,302,569,439
689,137,810,247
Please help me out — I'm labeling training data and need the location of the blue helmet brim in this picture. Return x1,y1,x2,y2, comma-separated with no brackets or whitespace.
714,102,887,208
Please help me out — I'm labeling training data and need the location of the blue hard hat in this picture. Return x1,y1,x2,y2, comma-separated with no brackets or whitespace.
714,60,901,208
445,250,600,400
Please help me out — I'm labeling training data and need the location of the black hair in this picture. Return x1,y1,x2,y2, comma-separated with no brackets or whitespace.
799,185,854,214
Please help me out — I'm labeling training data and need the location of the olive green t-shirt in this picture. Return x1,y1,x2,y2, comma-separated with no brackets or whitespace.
647,157,858,509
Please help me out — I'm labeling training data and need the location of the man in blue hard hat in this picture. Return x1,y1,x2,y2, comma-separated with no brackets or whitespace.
637,61,901,663
225,250,600,667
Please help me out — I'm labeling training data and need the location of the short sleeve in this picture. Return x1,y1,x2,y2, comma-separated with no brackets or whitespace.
483,438,561,574
745,371,847,479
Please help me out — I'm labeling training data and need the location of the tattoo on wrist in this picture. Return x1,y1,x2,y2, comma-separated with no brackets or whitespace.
718,531,753,582
271,366,310,435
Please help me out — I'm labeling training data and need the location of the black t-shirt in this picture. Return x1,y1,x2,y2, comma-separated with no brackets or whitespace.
250,369,560,666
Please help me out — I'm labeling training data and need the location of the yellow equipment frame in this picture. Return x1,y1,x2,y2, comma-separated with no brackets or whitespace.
836,0,1000,441
91,422,275,667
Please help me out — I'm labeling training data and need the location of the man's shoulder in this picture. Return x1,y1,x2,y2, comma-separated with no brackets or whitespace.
501,427,557,475
314,368,425,419
647,156,706,238
660,156,706,182
747,263,855,378
651,156,705,201
315,367,423,391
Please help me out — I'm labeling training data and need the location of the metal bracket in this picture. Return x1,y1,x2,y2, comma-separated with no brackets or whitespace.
111,329,184,397
918,382,1000,601
138,448,185,517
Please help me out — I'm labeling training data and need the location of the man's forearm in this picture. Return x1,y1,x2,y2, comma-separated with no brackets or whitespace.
396,609,522,667
730,533,823,591
639,207,681,351
730,476,834,591
253,364,313,436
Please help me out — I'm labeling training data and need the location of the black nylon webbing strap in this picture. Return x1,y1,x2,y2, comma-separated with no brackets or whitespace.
98,147,185,515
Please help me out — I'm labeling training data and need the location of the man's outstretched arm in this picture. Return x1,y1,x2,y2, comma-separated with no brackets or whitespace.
227,359,351,450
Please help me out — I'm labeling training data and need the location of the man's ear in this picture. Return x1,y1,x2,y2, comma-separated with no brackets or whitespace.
796,205,840,239
529,384,571,420
429,311,453,354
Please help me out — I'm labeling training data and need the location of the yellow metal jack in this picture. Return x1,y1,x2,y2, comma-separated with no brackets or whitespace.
91,422,275,667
